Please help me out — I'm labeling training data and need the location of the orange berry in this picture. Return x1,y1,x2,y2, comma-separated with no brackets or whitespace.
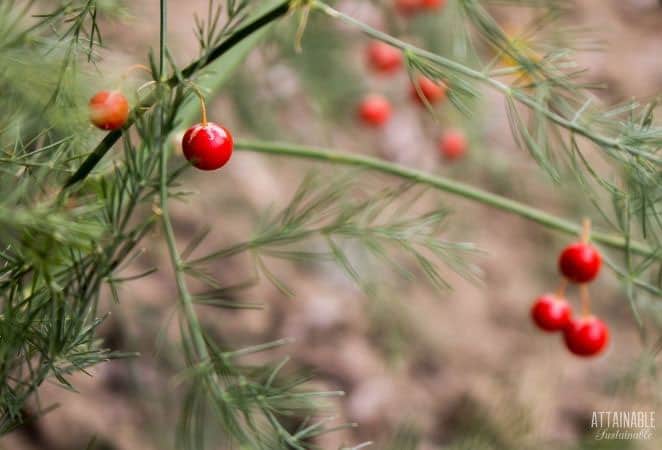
411,76,447,105
89,90,129,131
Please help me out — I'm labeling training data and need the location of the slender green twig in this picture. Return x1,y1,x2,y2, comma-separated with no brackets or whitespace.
160,177,212,362
235,139,658,260
159,0,167,80
157,0,213,365
155,3,238,429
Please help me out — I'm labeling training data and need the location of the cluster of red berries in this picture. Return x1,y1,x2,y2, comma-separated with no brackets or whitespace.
88,84,233,171
531,220,609,357
358,40,447,127
358,34,467,161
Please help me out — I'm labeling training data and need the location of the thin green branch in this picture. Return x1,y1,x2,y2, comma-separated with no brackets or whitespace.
160,177,212,361
234,139,658,260
154,4,240,440
157,0,212,366
159,0,167,79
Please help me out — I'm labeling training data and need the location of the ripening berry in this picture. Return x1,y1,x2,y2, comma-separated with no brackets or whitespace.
395,0,422,16
358,94,392,127
421,0,446,10
558,242,602,283
89,90,129,130
531,294,572,332
411,76,447,105
439,129,467,161
563,316,609,357
182,122,233,171
366,41,402,75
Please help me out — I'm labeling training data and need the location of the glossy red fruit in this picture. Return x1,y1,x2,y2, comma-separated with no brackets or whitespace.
411,76,447,105
439,129,467,161
563,316,609,357
358,94,392,127
558,242,602,283
366,41,402,74
395,0,423,16
421,0,446,10
531,294,572,332
89,90,129,130
182,122,233,170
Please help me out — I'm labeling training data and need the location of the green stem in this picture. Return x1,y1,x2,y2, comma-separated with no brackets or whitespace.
235,139,658,260
157,0,211,364
63,0,292,189
159,0,167,79
313,1,661,164
160,188,211,361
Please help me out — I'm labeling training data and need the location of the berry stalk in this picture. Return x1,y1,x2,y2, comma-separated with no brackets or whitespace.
580,284,592,317
581,217,591,243
234,139,658,261
556,279,568,298
186,82,209,125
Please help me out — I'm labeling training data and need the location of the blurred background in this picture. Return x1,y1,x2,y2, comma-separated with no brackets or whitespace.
2,0,662,449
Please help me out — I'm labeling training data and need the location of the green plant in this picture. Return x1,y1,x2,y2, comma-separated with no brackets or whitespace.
0,0,660,449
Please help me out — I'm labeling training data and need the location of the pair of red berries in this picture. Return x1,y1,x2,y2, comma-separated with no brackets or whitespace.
365,40,449,102
395,0,446,17
531,235,608,357
88,89,233,171
358,76,447,127
358,94,465,162
532,294,608,357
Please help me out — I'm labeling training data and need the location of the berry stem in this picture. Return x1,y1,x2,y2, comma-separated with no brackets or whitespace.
580,284,592,317
581,217,591,243
294,3,311,53
119,65,153,92
121,64,152,80
556,279,568,298
234,139,659,261
187,82,208,125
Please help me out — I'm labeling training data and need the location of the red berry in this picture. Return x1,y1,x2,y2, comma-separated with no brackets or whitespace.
558,242,602,283
366,41,402,74
182,122,233,171
563,316,609,357
395,0,423,16
358,94,392,127
89,90,129,131
411,76,447,105
439,129,467,161
421,0,446,10
531,294,572,332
